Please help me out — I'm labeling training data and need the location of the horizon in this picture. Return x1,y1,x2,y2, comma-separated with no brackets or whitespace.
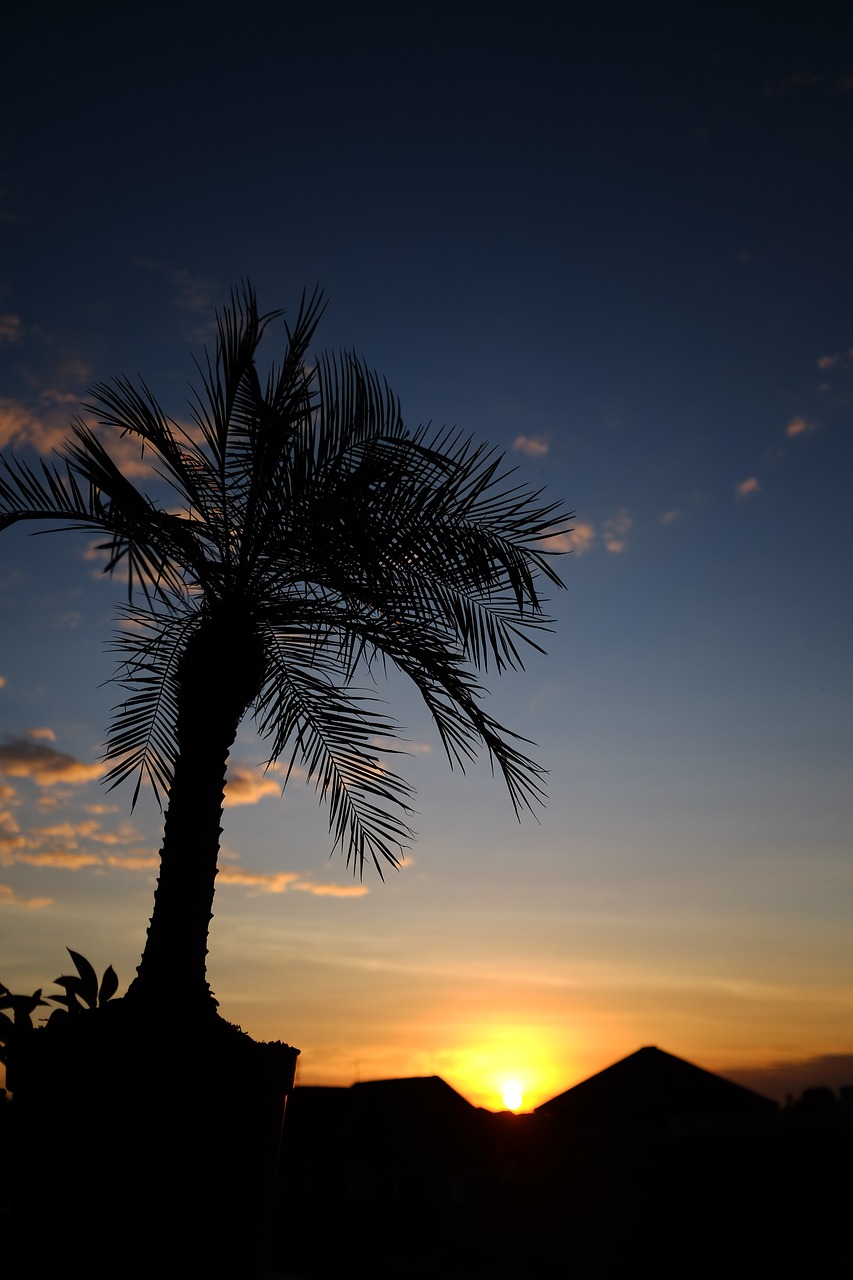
2,3,852,1116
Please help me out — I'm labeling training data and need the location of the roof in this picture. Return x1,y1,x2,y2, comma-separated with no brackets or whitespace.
536,1046,778,1130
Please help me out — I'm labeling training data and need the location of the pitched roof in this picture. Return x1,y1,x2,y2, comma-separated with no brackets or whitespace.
536,1045,778,1129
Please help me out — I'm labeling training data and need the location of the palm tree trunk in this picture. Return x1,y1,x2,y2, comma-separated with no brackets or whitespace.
127,619,262,1017
127,706,237,1015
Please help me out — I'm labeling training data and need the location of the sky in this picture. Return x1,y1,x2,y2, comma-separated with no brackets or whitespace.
1,1,852,1110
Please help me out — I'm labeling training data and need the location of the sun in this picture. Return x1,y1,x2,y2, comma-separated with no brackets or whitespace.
501,1079,523,1111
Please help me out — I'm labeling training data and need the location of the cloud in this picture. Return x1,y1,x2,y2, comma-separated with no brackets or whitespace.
565,522,595,555
658,508,682,526
0,738,103,786
104,852,159,871
0,397,158,483
0,398,71,454
135,261,219,341
223,766,282,807
0,676,5,688
817,354,839,369
292,881,368,897
602,510,632,553
512,435,550,459
0,882,52,909
217,868,301,894
371,736,433,756
172,268,218,317
785,416,818,438
539,524,595,556
216,866,368,898
27,727,56,743
16,851,102,869
0,314,22,343
763,71,820,98
0,808,25,864
726,1054,853,1103
735,476,761,500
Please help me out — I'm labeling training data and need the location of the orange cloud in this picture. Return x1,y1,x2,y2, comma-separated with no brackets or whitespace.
217,868,301,894
0,398,157,482
603,510,632,553
216,865,368,898
512,435,550,458
786,416,818,438
292,882,368,898
0,676,6,688
0,739,103,786
0,882,52,909
735,477,761,499
27,727,57,743
0,399,66,453
817,354,839,369
16,851,102,869
539,524,595,556
0,809,25,865
566,522,595,555
223,766,282,807
104,853,159,871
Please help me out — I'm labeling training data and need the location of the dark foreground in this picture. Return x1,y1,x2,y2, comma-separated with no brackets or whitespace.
270,1076,853,1280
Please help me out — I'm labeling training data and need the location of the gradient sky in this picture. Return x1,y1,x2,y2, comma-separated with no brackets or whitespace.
1,2,852,1109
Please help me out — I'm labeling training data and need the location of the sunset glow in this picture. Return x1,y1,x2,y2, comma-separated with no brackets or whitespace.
1,4,852,1118
502,1080,523,1111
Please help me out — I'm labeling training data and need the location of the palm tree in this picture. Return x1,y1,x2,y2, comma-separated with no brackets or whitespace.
0,285,567,1023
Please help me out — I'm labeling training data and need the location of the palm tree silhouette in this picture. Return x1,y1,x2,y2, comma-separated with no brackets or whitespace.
0,285,567,1021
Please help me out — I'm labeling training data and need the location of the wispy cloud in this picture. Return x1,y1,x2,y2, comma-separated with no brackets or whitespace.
0,882,52,909
171,268,218,317
0,807,25,863
763,71,820,98
602,510,632,553
27,727,56,743
0,676,5,688
135,261,219,342
817,354,839,369
0,738,103,786
0,314,22,344
292,881,369,897
512,435,549,458
104,852,159,871
786,416,818,438
217,866,368,898
217,868,301,894
658,508,682,525
0,398,71,454
16,851,102,870
735,476,761,500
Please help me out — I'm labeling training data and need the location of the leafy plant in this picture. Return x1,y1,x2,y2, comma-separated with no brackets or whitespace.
0,984,48,1066
44,948,119,1019
0,950,119,1065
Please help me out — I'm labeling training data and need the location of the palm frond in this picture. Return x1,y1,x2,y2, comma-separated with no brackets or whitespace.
103,608,199,806
254,624,415,874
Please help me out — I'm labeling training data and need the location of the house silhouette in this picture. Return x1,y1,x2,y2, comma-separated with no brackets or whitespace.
269,1049,850,1278
536,1044,778,1135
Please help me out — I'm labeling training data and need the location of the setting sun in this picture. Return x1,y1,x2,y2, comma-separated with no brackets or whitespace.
502,1080,523,1111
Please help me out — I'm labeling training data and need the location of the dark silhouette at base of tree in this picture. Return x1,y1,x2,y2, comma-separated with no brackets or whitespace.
0,285,568,1023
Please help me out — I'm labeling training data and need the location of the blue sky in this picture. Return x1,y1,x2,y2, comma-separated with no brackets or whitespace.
1,1,852,1108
